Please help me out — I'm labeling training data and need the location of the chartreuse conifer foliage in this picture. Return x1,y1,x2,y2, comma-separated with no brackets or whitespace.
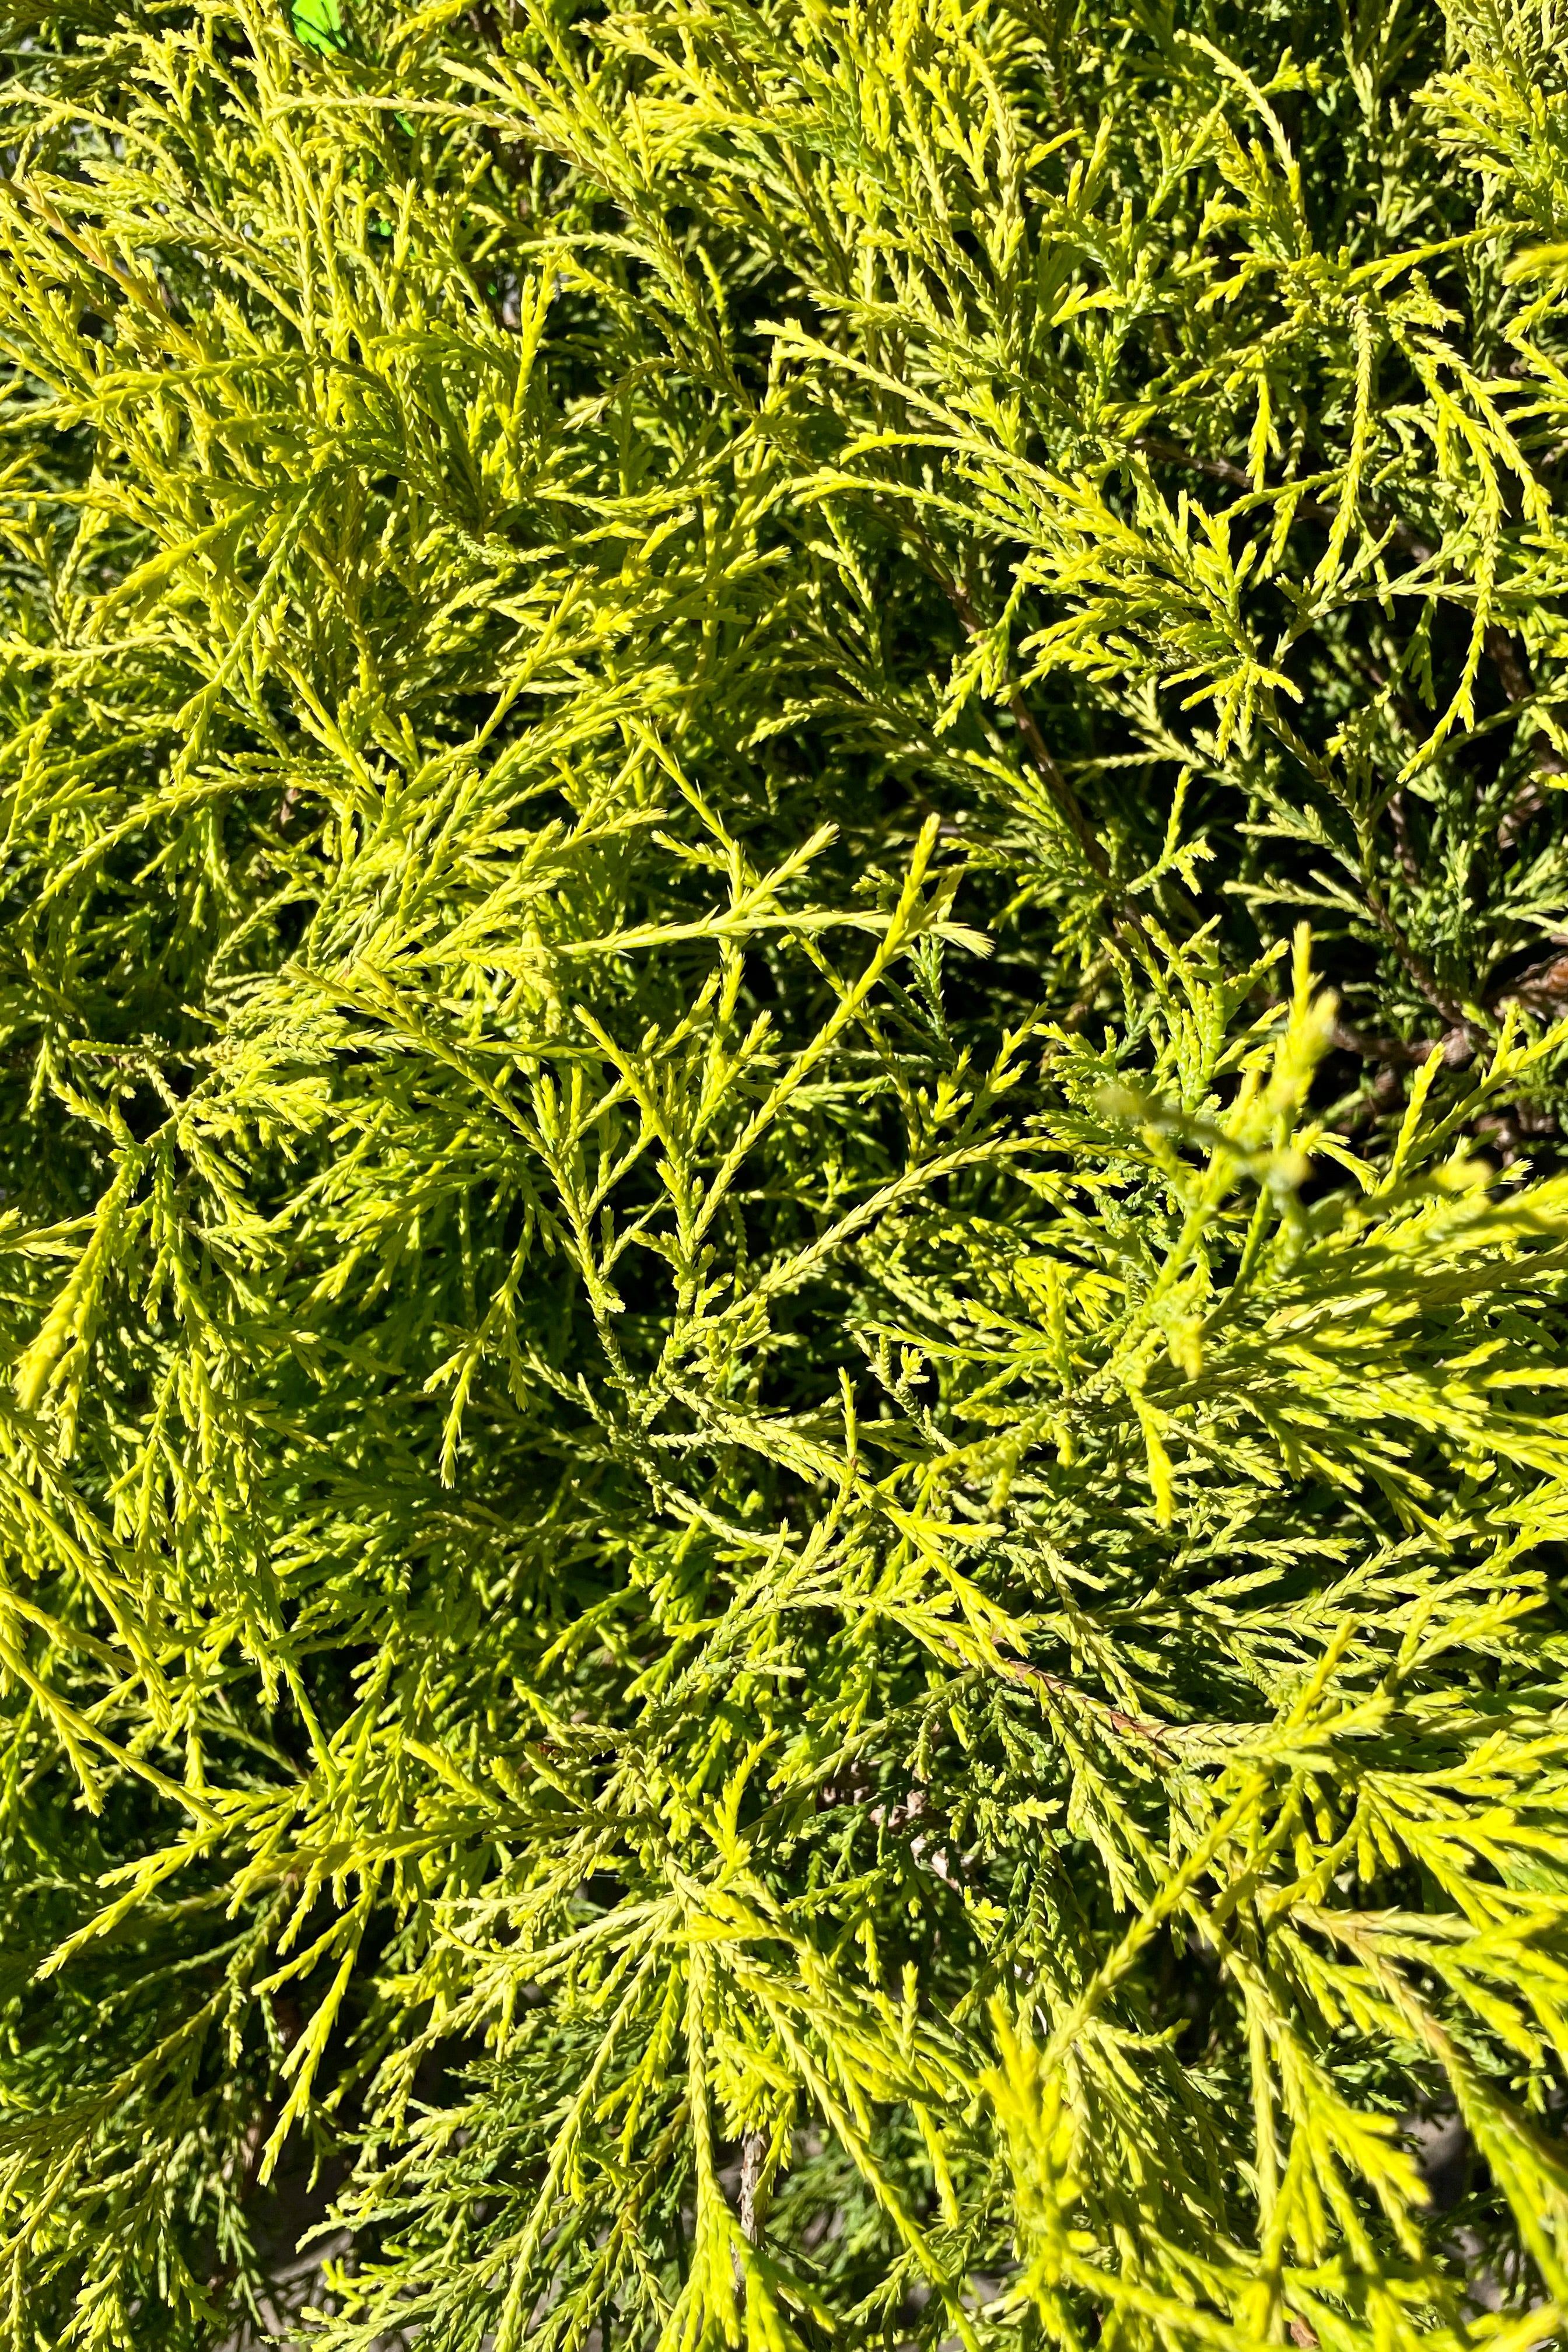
7,0,1568,2344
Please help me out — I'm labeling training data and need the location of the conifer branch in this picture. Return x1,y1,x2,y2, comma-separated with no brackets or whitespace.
0,4,1566,2347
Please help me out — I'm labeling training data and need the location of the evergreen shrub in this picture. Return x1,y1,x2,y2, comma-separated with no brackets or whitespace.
5,1,1568,2345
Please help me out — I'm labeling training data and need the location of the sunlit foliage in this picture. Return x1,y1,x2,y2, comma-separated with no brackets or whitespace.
2,1,1568,2345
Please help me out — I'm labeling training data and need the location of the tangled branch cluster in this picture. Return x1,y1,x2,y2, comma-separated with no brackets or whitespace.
4,1,1568,2346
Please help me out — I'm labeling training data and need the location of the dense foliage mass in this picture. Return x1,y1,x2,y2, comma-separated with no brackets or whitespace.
4,0,1568,2345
